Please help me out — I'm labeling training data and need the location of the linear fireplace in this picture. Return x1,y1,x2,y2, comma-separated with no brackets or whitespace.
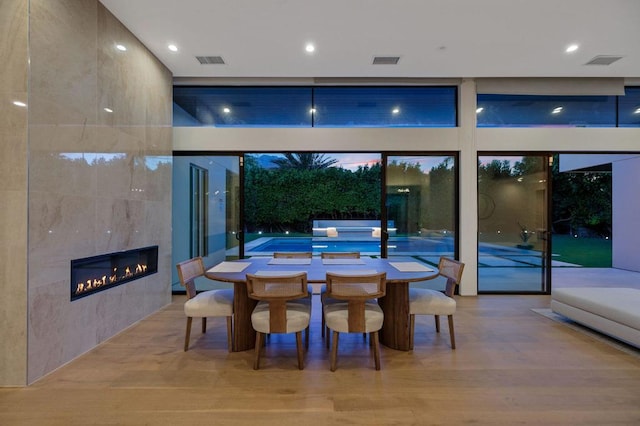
70,246,158,301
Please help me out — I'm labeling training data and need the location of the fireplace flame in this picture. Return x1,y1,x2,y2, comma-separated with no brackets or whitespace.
75,263,149,296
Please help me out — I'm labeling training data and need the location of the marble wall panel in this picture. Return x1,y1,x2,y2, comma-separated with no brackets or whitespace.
0,127,27,191
97,6,149,127
26,0,172,383
0,0,28,387
28,193,97,289
29,0,98,126
0,0,28,93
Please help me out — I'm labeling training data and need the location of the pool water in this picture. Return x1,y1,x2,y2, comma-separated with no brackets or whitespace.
245,237,453,255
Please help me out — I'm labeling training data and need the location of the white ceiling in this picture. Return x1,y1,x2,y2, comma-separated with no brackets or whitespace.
100,0,640,80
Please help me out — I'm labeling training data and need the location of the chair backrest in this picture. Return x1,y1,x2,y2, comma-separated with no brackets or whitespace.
437,257,465,297
321,252,360,259
273,252,313,258
325,272,386,333
176,257,205,299
246,272,309,333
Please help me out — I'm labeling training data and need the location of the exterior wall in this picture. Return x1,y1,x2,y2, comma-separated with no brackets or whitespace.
0,0,29,386
175,92,640,296
23,0,173,384
612,156,640,272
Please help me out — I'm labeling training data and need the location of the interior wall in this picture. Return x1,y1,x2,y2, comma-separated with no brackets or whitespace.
25,0,173,384
0,0,29,386
612,156,640,272
172,156,235,287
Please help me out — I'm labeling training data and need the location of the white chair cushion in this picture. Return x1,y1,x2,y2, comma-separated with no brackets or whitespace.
409,288,456,315
184,288,234,317
251,301,311,334
324,302,384,333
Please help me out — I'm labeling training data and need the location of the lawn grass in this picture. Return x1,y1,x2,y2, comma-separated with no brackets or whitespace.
552,234,612,267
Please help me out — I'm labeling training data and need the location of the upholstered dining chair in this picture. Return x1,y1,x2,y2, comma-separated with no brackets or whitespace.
323,271,386,371
273,252,313,259
176,257,234,352
273,251,314,296
246,272,311,370
408,257,465,350
320,252,361,338
272,251,313,342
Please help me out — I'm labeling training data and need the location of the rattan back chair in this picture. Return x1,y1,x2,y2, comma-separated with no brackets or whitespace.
176,257,234,352
408,257,465,349
246,272,311,370
323,271,386,371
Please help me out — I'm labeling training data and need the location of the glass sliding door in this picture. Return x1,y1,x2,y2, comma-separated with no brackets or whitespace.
172,154,242,291
478,154,550,293
384,154,457,264
243,153,382,256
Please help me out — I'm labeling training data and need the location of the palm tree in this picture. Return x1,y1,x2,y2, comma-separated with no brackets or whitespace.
272,153,338,170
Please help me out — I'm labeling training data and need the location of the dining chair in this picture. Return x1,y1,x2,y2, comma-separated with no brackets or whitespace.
272,251,313,341
176,257,234,352
323,271,386,371
320,252,361,338
408,257,465,349
246,272,311,370
273,252,313,259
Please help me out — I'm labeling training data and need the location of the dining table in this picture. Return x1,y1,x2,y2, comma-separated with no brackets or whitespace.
205,256,437,352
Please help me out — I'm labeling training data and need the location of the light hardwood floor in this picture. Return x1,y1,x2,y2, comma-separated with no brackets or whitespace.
1,294,639,425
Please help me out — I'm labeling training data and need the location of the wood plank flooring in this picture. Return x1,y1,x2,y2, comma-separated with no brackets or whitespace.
1,294,639,425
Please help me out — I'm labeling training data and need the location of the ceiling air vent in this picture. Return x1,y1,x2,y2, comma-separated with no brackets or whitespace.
196,56,225,65
584,55,623,66
372,56,400,65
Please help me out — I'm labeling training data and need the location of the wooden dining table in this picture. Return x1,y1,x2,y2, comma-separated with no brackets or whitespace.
205,256,437,352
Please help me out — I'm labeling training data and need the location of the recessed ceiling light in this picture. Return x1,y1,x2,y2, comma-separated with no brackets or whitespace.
392,108,400,114
552,106,563,114
116,44,127,51
168,44,178,52
565,44,579,53
104,107,113,113
305,43,315,53
476,107,484,113
223,107,231,113
13,100,27,107
309,108,316,114
634,107,640,114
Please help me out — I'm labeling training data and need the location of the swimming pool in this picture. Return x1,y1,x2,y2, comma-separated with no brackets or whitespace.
245,237,454,256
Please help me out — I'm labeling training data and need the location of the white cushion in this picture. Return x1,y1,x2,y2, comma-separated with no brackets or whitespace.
324,302,384,333
251,301,311,334
409,288,456,315
552,287,640,330
184,288,233,317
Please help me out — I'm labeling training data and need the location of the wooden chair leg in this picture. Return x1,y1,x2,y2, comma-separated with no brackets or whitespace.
296,331,304,370
305,326,310,350
372,331,381,370
409,314,415,350
330,331,339,371
226,316,233,353
448,315,456,349
202,317,207,333
184,317,193,351
253,332,264,370
326,326,331,349
434,315,440,332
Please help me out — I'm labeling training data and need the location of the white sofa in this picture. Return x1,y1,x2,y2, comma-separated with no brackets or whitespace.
550,287,640,349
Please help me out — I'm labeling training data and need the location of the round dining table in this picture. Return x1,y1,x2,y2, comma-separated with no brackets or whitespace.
205,256,437,352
